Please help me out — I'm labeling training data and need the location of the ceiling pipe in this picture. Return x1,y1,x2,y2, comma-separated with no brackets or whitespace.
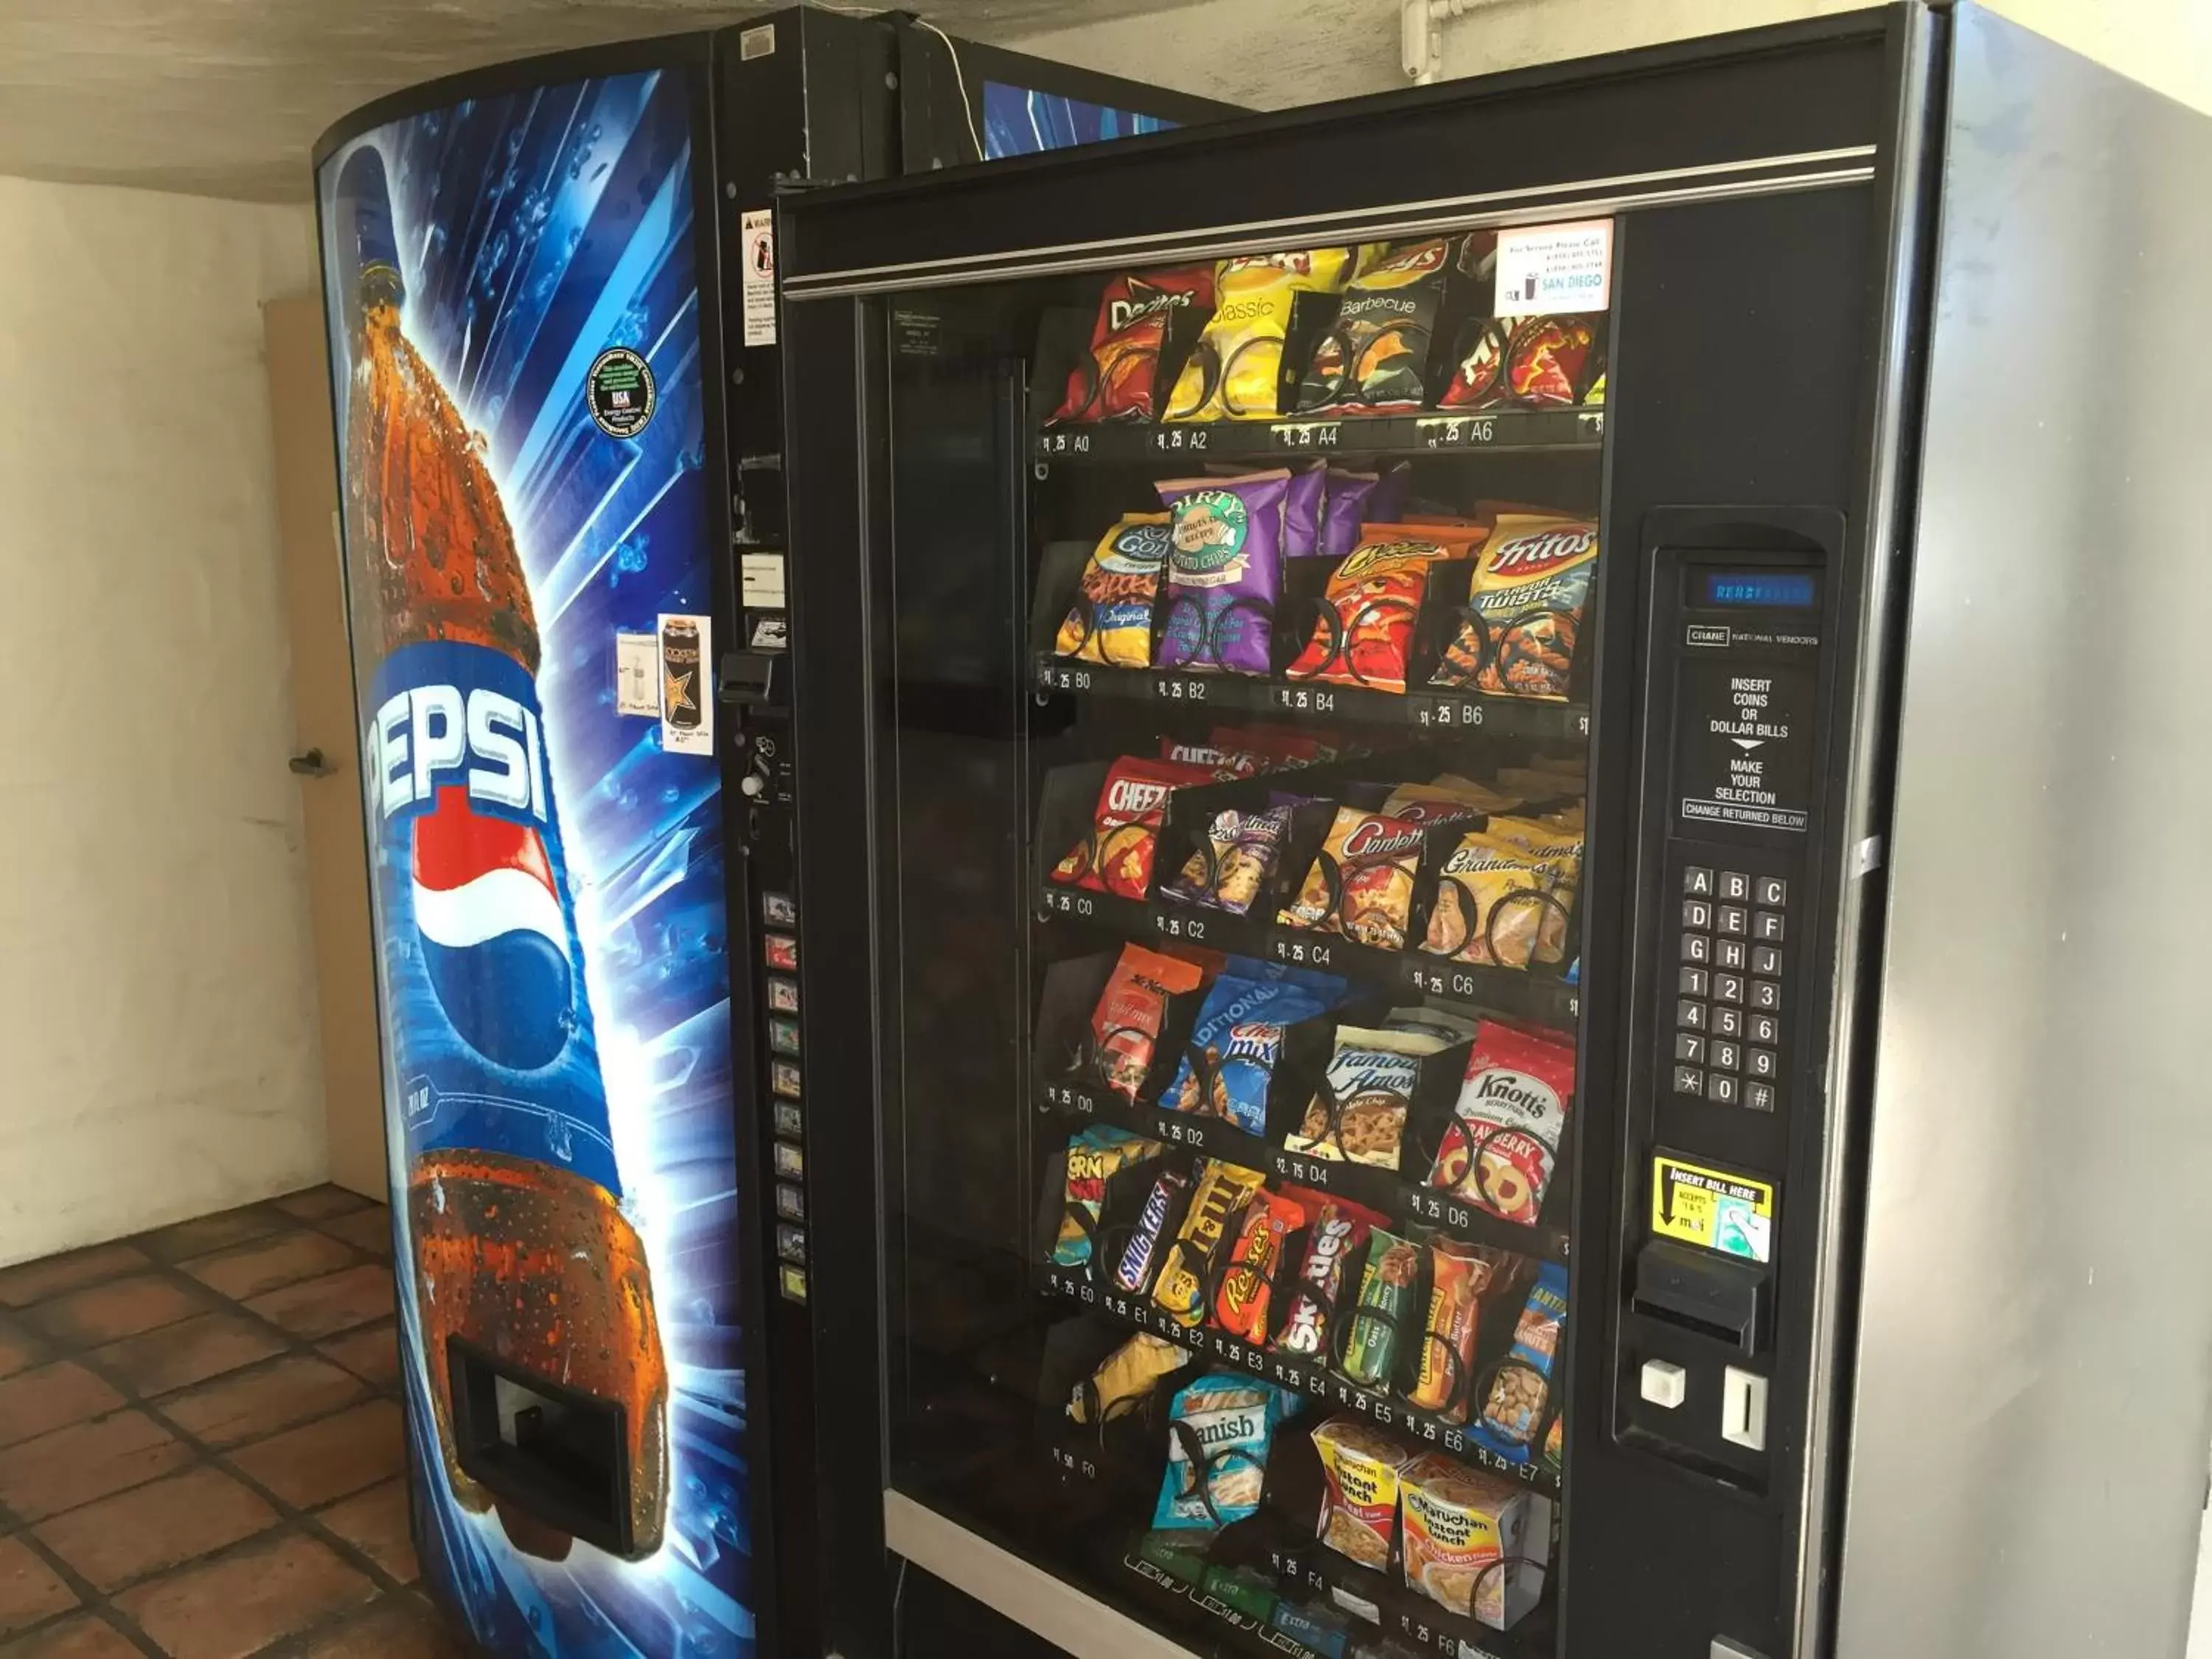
1402,0,1511,85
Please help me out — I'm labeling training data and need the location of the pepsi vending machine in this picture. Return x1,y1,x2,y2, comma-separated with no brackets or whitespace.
312,14,1228,1658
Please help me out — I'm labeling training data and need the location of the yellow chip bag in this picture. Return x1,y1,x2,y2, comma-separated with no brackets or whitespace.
1166,248,1354,423
1054,513,1174,667
1420,823,1580,970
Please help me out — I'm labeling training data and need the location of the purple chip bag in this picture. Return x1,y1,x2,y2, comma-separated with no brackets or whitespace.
1156,470,1290,675
1371,459,1413,521
1215,459,1324,557
1319,468,1379,560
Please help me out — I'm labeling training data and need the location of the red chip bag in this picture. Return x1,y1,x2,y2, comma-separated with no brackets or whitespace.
1052,757,1216,900
1092,943,1211,1101
1051,267,1214,425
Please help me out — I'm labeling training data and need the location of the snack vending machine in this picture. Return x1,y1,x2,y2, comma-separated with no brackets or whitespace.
311,13,1225,1658
771,7,2212,1659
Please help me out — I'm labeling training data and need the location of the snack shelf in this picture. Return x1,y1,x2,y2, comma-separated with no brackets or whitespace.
1034,407,1604,465
1035,1263,1563,1499
1032,652,1592,743
1037,1081,1571,1267
1037,881,1582,1032
1251,1523,1555,1659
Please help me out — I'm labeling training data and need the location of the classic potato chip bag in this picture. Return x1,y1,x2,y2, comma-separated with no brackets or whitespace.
1090,942,1211,1101
1166,248,1354,422
1051,265,1214,424
1419,827,1579,970
1280,806,1430,951
1054,513,1173,667
1053,757,1217,898
1430,515,1599,701
1298,237,1457,414
1155,471,1291,676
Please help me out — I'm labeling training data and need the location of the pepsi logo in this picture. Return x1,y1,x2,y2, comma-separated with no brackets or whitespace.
367,683,548,824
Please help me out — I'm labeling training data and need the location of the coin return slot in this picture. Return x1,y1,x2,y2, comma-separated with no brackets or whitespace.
448,1337,636,1559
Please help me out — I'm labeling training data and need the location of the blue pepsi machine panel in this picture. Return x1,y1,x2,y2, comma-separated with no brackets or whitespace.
981,80,1177,159
318,65,749,1659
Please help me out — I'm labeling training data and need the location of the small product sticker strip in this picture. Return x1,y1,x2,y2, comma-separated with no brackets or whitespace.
1650,1155,1775,1264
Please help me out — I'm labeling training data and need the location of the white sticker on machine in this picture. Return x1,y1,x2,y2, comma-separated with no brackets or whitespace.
1494,219,1614,315
742,209,777,347
615,631,659,717
740,552,787,608
658,612,713,755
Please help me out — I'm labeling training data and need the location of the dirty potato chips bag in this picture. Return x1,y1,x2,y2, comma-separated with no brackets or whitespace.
1430,515,1599,701
1167,248,1354,422
1051,265,1214,424
1298,237,1457,414
1054,512,1173,667
1156,471,1291,675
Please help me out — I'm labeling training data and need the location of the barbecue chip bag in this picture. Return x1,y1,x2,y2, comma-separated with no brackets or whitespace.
1053,513,1174,667
1166,248,1354,422
1090,942,1211,1102
1287,525,1485,694
1430,515,1599,701
1051,265,1214,424
1152,1374,1292,1530
1297,237,1457,414
1052,757,1217,899
1429,1023,1576,1225
1280,806,1430,951
1155,471,1292,675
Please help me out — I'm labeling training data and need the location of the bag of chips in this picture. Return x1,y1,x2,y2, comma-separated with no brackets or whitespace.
1152,1373,1292,1529
1400,1455,1545,1627
1272,1197,1387,1360
1441,313,1602,411
1155,471,1291,675
1051,1126,1158,1268
1158,738,1267,779
1339,1227,1420,1388
1213,1188,1307,1343
1475,1262,1568,1458
1052,757,1217,899
1311,1417,1417,1570
1429,1023,1576,1225
1298,238,1456,414
1161,961,1343,1133
1219,459,1325,557
1317,469,1379,560
1287,1024,1453,1171
1162,804,1295,915
1166,248,1354,422
1419,824,1579,970
1381,775,1521,823
1430,515,1599,701
1068,1332,1190,1425
1279,807,1430,952
1052,513,1174,667
1090,942,1211,1101
1051,265,1214,424
1286,526,1484,695
1407,1237,1509,1419
1211,723,1330,768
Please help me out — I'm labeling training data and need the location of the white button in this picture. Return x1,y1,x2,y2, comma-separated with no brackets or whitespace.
740,773,766,797
1639,1358,1688,1410
1722,1366,1769,1451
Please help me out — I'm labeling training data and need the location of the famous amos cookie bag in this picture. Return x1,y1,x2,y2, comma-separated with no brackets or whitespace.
1050,265,1214,424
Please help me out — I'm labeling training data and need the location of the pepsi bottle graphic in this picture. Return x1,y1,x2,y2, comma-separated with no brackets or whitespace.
333,146,668,1562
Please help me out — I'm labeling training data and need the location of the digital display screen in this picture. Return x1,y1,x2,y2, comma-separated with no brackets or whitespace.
1696,570,1818,609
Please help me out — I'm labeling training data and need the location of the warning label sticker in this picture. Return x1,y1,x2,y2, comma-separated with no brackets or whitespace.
1652,1155,1775,1264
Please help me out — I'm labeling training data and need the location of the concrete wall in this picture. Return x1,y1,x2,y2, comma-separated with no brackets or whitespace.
0,175,326,1262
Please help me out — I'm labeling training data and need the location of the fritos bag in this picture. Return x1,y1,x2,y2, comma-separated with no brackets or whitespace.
1053,513,1174,667
1053,757,1216,899
1051,266,1214,424
1166,249,1354,422
1430,515,1599,702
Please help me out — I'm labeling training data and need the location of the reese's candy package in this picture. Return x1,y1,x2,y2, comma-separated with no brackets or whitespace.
1340,1228,1420,1388
1155,471,1291,675
1053,513,1173,667
1400,1455,1545,1627
1474,1262,1569,1459
1407,1237,1509,1419
1288,1024,1452,1171
1051,265,1214,425
1429,1023,1576,1225
1214,1188,1307,1343
1068,1332,1190,1425
1113,1167,1191,1296
1419,823,1579,970
1298,238,1456,414
1272,1197,1385,1360
1280,806,1430,952
1161,961,1343,1133
1051,1126,1158,1267
1164,804,1294,914
1053,757,1217,899
1152,1373,1291,1529
1090,942,1211,1101
1430,515,1599,701
1287,526,1484,695
1311,1417,1417,1570
1167,248,1354,422
1153,1160,1267,1327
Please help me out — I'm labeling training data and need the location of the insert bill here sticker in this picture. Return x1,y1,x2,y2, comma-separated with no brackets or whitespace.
1652,1155,1775,1264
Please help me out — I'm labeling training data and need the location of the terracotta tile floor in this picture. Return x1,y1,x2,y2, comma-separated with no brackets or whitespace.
0,1189,467,1658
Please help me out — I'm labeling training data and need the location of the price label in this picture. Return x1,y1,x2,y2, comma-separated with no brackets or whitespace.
1043,888,1096,919
1151,426,1209,453
1576,712,1591,737
1271,1150,1332,1190
1416,415,1497,449
1037,662,1094,693
1154,1114,1210,1152
1400,958,1481,1001
1405,1187,1477,1232
1154,675,1207,702
1443,1427,1467,1454
1270,685,1340,716
1428,697,1486,728
1154,912,1208,942
1273,933,1335,970
1270,421,1342,451
1037,430,1092,456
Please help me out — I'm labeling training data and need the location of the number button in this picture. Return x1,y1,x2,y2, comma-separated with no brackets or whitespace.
1680,967,1710,997
1748,1013,1781,1046
1683,933,1711,964
1752,945,1783,977
1716,905,1748,937
1677,1000,1708,1032
1684,900,1713,930
1708,1074,1741,1105
1711,1006,1743,1040
1756,876,1788,907
1684,867,1715,897
1717,939,1748,971
1745,1081,1778,1113
1747,1048,1778,1079
1709,1040,1741,1074
1713,973,1745,1006
1750,979,1782,1012
1754,911,1787,943
1674,1067,1705,1097
1675,1033,1707,1064
1720,872,1751,902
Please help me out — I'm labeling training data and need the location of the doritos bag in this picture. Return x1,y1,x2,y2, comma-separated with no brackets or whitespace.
1166,249,1354,423
1051,266,1214,425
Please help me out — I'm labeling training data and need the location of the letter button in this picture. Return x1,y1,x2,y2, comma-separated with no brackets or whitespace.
1754,911,1786,942
1756,876,1787,907
1684,900,1712,930
1684,866,1715,897
1683,933,1711,964
1720,872,1751,902
1752,945,1783,977
1716,939,1747,971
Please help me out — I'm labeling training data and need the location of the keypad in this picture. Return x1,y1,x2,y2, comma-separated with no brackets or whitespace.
1672,862,1787,1108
